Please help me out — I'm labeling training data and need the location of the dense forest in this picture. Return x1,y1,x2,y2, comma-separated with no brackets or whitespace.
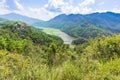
0,20,120,80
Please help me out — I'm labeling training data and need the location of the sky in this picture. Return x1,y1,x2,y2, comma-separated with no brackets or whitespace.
0,0,120,21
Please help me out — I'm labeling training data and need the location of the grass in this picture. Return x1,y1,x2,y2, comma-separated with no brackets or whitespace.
42,28,61,36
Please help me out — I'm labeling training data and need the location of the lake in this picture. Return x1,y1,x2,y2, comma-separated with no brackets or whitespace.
38,27,75,44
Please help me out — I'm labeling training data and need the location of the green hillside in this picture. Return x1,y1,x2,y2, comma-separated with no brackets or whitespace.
0,21,63,45
0,20,120,80
62,23,113,38
0,21,63,54
34,12,120,39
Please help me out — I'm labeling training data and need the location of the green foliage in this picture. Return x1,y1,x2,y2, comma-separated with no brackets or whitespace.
63,23,112,38
0,20,120,80
0,21,63,46
0,37,29,53
34,12,120,39
47,43,77,67
84,35,120,61
0,49,120,80
72,37,88,45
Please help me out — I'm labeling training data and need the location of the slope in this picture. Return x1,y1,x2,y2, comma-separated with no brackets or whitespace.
0,13,44,25
33,12,120,38
0,20,63,46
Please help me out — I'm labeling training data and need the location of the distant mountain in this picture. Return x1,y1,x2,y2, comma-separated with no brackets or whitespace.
0,17,8,26
34,12,120,38
1,12,120,38
0,18,6,21
45,12,120,31
0,13,44,25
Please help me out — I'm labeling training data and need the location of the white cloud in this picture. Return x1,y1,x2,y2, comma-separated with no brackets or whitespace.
93,9,109,14
14,7,58,21
45,0,96,14
0,0,11,14
78,0,95,14
95,8,120,14
13,0,63,20
14,0,24,10
45,0,68,13
12,0,52,20
47,0,66,8
14,0,80,20
45,0,76,14
60,5,80,14
98,2,105,6
79,0,95,7
1,0,119,21
112,8,120,13
12,0,96,20
27,7,58,20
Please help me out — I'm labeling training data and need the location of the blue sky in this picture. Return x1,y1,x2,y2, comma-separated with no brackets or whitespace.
0,0,120,21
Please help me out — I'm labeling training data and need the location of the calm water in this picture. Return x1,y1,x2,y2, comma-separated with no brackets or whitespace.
56,31,75,44
37,27,75,44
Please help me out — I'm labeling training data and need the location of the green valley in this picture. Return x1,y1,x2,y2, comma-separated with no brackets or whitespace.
0,19,120,80
39,27,76,44
1,0,120,79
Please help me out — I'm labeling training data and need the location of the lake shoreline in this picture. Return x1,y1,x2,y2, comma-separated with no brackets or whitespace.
37,27,76,44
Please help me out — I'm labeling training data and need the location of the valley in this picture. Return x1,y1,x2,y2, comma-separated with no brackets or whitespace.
38,27,76,44
0,11,120,80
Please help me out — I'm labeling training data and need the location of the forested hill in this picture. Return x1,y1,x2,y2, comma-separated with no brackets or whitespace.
0,18,120,80
0,20,63,46
40,12,120,31
0,21,120,79
33,12,120,38
2,12,120,39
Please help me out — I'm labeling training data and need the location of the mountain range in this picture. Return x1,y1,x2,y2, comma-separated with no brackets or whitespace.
1,12,120,38
37,12,120,31
33,12,120,38
0,13,43,25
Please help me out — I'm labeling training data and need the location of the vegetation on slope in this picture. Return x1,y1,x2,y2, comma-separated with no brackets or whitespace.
0,21,63,46
38,12,120,32
72,37,88,45
0,20,120,79
63,23,113,38
34,12,120,39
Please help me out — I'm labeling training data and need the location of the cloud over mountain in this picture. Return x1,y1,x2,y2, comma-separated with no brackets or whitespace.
0,0,120,20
